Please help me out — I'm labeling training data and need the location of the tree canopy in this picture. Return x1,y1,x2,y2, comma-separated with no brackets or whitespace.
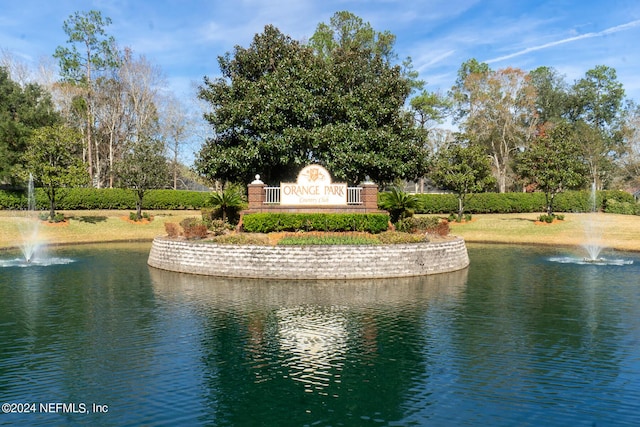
515,122,587,215
53,9,119,185
0,67,60,184
23,124,88,219
451,61,538,192
3,8,640,202
430,142,495,221
196,12,428,185
116,138,169,219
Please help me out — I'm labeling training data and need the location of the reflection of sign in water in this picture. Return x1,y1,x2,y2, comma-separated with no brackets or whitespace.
281,164,347,205
277,306,347,391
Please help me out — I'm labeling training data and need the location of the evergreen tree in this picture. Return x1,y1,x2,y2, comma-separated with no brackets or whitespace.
196,12,428,186
23,125,88,220
0,67,60,184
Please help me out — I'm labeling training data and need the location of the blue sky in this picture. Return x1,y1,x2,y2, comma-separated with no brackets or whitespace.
2,0,640,105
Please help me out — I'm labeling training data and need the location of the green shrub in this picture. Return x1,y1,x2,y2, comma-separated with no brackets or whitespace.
277,234,380,246
0,190,26,209
128,211,150,221
375,231,427,244
242,213,390,234
395,217,414,233
209,233,269,245
396,216,443,233
412,193,458,214
538,214,554,223
142,189,210,209
38,212,65,222
0,188,211,210
379,187,420,223
208,219,234,236
604,199,640,215
538,213,564,223
407,190,636,215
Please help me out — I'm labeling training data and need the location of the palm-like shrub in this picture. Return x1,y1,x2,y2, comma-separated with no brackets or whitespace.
207,186,246,224
379,187,420,223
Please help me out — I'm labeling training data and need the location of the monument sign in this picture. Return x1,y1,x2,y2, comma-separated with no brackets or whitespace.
280,164,347,206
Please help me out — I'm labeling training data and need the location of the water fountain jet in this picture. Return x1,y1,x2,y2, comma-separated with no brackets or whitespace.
549,182,632,266
17,173,42,264
582,182,604,262
0,174,75,268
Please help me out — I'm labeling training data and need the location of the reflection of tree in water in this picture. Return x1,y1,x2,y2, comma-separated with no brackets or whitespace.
150,269,468,425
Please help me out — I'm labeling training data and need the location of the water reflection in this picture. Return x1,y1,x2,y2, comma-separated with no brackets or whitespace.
149,268,468,425
447,245,640,426
2,244,639,426
149,268,468,307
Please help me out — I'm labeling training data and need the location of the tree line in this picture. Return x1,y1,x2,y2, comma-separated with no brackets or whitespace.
196,11,640,201
1,10,199,218
2,9,640,220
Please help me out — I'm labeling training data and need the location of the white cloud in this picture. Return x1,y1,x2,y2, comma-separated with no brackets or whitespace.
486,19,640,64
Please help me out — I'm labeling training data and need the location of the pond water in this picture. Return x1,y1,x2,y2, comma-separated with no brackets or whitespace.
0,243,639,426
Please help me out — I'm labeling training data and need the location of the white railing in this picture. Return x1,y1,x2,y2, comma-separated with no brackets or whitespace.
263,186,363,205
347,187,362,205
264,187,280,204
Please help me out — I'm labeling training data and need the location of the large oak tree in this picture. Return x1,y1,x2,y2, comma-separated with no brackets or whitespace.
196,13,427,185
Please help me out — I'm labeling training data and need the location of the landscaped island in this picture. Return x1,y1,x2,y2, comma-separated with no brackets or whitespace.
147,235,469,279
147,165,470,279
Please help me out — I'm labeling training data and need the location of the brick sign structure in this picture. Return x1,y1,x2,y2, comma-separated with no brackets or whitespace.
246,164,381,214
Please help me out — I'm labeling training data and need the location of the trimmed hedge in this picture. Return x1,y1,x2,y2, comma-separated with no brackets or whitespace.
604,198,640,215
407,190,636,214
0,188,211,210
0,190,25,209
3,187,636,215
242,213,390,233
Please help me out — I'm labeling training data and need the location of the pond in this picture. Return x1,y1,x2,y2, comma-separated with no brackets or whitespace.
1,243,639,426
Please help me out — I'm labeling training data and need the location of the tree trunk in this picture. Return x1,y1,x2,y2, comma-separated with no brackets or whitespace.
136,190,144,220
109,131,114,188
457,196,464,222
86,105,94,185
48,186,56,221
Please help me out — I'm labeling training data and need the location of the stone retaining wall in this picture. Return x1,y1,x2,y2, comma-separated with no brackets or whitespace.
148,237,469,279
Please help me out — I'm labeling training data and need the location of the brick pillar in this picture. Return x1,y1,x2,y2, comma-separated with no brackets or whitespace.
360,182,379,212
247,175,265,210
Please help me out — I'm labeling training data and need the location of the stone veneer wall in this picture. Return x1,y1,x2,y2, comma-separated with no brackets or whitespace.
148,237,469,279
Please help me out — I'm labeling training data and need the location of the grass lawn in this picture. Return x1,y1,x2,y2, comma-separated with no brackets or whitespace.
0,210,201,251
1,210,639,253
440,212,640,252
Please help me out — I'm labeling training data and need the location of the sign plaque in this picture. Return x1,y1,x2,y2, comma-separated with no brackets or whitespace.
280,165,347,206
